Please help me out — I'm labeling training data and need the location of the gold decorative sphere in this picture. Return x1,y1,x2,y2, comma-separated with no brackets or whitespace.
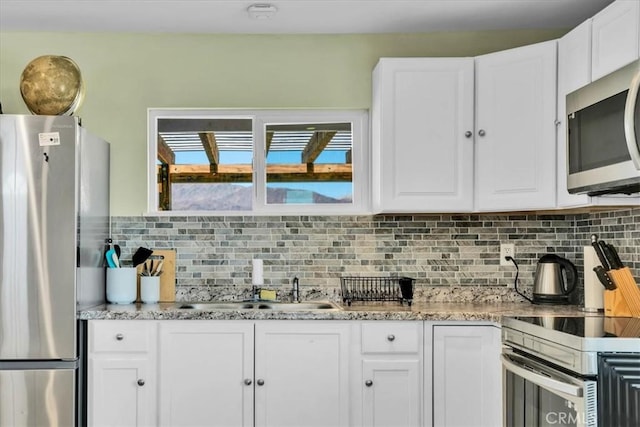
19,55,84,116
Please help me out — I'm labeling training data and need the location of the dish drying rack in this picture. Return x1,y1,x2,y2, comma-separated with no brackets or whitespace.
340,276,415,306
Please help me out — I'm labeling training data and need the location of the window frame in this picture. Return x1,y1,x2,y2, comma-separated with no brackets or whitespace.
147,108,370,215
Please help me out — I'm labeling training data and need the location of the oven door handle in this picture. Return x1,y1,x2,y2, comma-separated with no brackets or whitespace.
501,354,583,397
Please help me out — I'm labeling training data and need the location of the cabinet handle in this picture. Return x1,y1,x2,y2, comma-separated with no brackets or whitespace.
387,334,395,342
257,379,265,386
244,379,252,386
137,379,145,387
365,380,373,387
464,131,472,138
478,129,486,137
116,334,124,341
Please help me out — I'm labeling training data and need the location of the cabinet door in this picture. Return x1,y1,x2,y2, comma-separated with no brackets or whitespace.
254,321,351,427
372,58,474,212
432,325,501,427
87,320,157,427
591,0,640,81
362,359,421,427
475,40,557,211
557,20,592,208
88,358,153,427
158,321,254,427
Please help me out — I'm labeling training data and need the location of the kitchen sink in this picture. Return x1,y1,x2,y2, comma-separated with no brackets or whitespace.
176,301,341,311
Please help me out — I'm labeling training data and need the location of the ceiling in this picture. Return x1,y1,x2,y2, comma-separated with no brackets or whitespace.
0,0,616,34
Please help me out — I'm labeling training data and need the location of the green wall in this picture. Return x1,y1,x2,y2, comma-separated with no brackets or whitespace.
0,30,565,215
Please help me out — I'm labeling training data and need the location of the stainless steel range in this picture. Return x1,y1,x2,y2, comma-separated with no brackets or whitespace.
502,316,640,427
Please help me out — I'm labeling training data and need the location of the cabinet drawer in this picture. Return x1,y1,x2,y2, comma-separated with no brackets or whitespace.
90,320,154,354
361,322,421,354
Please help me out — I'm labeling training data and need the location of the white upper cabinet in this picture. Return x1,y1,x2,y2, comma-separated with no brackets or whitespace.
475,40,558,211
559,19,593,95
372,58,475,213
557,20,593,208
591,0,640,81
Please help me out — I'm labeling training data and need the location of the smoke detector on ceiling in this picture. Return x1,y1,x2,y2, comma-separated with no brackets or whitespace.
247,4,278,20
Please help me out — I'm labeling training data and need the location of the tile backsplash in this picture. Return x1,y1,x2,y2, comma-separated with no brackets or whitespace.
111,207,639,303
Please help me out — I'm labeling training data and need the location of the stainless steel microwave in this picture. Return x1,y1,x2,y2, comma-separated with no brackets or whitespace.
566,59,640,196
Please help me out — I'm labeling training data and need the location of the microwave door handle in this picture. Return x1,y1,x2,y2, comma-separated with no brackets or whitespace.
624,68,640,170
501,354,583,397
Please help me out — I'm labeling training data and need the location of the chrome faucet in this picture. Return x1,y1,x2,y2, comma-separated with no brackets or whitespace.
292,277,300,303
251,284,261,302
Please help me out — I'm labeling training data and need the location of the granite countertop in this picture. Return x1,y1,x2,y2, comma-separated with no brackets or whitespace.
78,301,587,322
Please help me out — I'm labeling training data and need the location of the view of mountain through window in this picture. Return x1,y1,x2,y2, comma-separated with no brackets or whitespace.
153,113,358,212
265,122,353,205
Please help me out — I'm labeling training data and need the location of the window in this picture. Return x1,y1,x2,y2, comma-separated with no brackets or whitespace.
148,109,369,214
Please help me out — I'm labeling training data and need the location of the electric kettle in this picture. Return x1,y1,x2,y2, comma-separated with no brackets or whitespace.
532,254,578,304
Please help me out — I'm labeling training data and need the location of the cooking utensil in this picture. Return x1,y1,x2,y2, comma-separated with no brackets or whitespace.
591,235,610,270
601,243,622,269
597,241,613,269
111,251,120,268
153,260,164,276
605,243,624,269
105,239,122,265
594,265,616,290
105,249,117,268
132,247,153,267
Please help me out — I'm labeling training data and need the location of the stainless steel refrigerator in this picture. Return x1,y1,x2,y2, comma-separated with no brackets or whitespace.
0,114,109,426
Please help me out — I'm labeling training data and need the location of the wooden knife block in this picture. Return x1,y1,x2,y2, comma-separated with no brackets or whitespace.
136,249,176,303
604,289,633,317
604,267,640,318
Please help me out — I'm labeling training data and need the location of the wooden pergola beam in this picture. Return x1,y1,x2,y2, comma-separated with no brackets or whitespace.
266,131,274,153
157,135,175,165
168,163,352,183
301,131,337,164
198,132,219,167
157,164,171,210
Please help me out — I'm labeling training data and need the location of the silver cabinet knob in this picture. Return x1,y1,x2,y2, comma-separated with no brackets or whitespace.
116,334,124,341
478,129,486,137
244,379,252,386
387,334,395,342
464,131,472,138
137,379,145,386
365,380,373,387
257,379,265,386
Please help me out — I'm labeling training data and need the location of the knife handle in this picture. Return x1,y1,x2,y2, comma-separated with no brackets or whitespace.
597,241,614,270
605,244,624,269
593,266,616,290
591,238,610,270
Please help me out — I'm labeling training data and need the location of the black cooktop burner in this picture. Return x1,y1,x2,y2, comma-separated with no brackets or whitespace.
514,316,640,339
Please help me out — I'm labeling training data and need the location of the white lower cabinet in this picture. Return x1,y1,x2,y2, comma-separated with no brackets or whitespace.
88,319,502,427
362,359,422,427
87,320,157,427
157,321,254,427
157,320,351,427
429,323,502,427
254,322,351,427
352,322,424,427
